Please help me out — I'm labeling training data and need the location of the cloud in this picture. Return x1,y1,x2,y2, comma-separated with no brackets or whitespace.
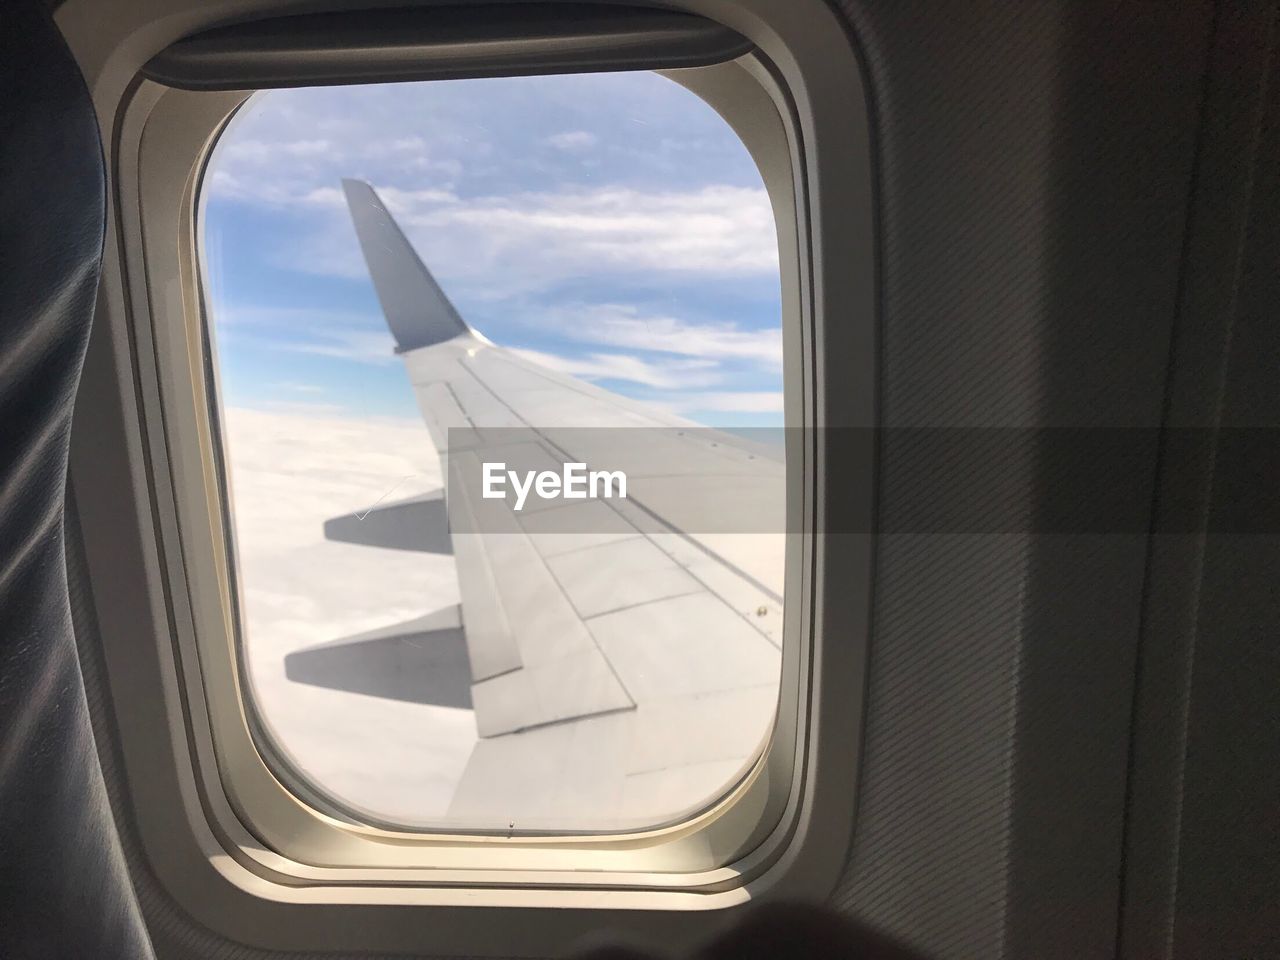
374,185,461,210
220,405,472,823
205,170,316,207
212,304,373,329
203,79,779,293
511,348,720,389
544,130,598,151
207,162,460,211
380,136,426,153
552,305,782,367
415,185,777,275
670,391,785,414
220,138,334,162
205,137,358,207
256,400,353,416
210,170,778,288
284,330,398,365
209,306,397,365
259,182,778,292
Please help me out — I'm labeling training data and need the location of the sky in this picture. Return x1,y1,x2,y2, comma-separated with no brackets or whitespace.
201,71,784,427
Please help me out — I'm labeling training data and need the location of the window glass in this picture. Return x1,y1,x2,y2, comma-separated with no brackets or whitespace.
201,71,785,832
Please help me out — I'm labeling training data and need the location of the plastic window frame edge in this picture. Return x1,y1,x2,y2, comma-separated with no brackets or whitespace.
66,1,874,954
160,50,802,875
209,56,808,865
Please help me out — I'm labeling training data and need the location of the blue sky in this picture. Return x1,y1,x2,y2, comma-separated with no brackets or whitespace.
201,72,783,427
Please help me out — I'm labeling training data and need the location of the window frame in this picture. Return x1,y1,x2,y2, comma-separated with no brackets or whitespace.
201,59,805,853
63,0,876,954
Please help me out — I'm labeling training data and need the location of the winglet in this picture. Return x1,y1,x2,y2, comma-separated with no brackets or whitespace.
341,178,471,352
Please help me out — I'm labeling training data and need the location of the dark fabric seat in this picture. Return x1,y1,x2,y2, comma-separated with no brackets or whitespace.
0,2,155,957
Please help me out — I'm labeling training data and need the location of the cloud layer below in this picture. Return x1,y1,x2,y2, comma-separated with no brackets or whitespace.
225,405,475,822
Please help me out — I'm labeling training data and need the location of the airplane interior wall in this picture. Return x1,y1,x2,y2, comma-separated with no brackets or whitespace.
833,0,1198,955
831,3,1278,957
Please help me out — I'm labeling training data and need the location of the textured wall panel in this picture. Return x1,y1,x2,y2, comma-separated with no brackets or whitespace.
1170,16,1280,954
828,2,1213,958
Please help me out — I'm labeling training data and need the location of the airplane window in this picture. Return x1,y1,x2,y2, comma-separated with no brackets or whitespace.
200,72,786,833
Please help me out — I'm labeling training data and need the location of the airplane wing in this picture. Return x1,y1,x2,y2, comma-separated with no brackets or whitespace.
285,179,785,832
